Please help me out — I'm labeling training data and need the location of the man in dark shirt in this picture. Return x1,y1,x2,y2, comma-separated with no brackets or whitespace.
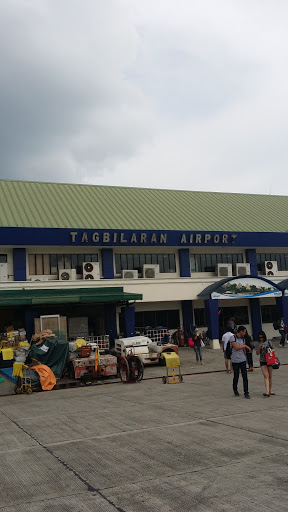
231,325,252,399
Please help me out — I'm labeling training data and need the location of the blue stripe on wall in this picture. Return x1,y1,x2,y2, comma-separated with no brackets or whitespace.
13,248,26,281
101,249,114,279
2,227,288,247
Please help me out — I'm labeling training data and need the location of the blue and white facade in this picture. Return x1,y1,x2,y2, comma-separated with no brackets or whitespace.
1,226,288,346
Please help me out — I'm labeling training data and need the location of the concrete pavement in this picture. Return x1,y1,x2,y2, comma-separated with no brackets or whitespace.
0,359,288,511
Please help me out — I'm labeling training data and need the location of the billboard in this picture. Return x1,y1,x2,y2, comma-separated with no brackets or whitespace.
211,277,282,299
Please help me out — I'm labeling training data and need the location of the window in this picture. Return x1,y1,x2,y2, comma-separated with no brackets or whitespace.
135,310,180,330
220,306,249,327
190,253,243,273
28,253,99,275
261,305,279,323
0,255,7,263
194,308,206,327
257,253,288,271
115,253,176,274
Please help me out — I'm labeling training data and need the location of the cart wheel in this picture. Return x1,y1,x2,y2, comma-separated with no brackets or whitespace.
15,387,23,394
179,375,183,383
162,376,167,384
128,355,144,382
26,387,33,395
119,356,130,383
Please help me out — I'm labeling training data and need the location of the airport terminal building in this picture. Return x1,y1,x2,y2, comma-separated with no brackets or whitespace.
1,179,288,346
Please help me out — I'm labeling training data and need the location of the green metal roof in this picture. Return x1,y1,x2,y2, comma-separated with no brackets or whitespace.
0,287,142,306
0,179,288,232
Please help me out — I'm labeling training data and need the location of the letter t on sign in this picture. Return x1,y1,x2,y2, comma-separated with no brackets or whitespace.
70,232,77,243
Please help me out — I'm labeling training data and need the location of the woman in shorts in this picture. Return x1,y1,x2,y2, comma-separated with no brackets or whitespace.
256,331,275,397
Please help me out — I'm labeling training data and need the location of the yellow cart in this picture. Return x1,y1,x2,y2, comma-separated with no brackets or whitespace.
161,352,183,384
13,364,32,394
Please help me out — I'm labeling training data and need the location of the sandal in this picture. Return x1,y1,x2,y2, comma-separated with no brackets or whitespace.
263,393,270,397
269,392,275,395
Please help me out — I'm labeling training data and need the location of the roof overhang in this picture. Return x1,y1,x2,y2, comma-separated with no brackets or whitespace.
0,287,142,307
277,279,288,296
198,276,282,300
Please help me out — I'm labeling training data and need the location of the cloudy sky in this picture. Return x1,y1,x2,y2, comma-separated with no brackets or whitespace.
1,0,287,194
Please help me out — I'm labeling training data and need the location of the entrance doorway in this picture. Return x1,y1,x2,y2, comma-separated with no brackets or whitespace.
219,306,249,338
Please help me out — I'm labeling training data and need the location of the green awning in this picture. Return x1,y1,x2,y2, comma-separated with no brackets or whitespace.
0,287,142,307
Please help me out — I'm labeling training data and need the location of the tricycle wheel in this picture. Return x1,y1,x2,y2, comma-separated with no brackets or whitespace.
162,376,167,384
119,356,130,383
128,355,144,382
26,387,33,395
15,387,23,394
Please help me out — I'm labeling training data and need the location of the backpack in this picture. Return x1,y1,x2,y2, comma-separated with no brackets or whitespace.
273,320,280,330
225,335,235,358
188,337,194,348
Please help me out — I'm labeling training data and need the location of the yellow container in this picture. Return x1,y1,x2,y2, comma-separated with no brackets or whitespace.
161,352,180,368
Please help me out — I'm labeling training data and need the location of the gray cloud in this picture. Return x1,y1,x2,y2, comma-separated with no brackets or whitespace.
0,0,154,182
0,0,288,195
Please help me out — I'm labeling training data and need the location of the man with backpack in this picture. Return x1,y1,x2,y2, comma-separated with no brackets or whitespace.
221,329,234,373
229,325,252,399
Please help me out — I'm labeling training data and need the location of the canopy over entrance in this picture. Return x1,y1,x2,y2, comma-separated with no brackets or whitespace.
0,287,142,306
198,276,282,300
278,279,288,296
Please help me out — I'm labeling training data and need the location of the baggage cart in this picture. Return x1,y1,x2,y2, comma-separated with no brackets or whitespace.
161,352,183,384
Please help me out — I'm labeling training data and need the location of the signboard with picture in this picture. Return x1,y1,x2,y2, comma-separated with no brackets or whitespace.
211,277,282,299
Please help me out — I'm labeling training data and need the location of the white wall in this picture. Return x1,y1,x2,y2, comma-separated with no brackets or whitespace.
3,244,288,342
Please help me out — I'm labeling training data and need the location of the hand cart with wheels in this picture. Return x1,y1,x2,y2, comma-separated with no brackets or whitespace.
14,365,33,394
161,352,183,384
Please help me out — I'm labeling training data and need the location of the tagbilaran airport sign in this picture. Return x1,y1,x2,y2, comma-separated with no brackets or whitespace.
211,277,282,299
67,230,288,247
69,230,237,245
2,227,288,247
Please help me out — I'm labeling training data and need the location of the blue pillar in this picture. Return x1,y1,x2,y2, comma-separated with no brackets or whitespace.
250,298,262,340
105,304,117,347
123,305,135,337
204,299,220,348
25,310,38,342
101,249,114,279
13,248,26,281
246,249,258,276
181,300,193,335
276,296,288,328
178,249,191,277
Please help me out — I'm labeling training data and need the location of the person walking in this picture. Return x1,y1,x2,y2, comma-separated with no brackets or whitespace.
222,330,234,373
244,330,254,371
279,317,286,347
230,325,252,399
256,331,275,397
227,316,236,332
193,329,203,365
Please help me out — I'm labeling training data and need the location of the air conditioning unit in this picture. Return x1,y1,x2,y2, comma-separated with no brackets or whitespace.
236,263,251,276
0,263,8,281
143,264,160,279
59,269,77,281
82,262,100,280
216,263,232,277
265,261,278,276
30,276,49,282
122,270,138,279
